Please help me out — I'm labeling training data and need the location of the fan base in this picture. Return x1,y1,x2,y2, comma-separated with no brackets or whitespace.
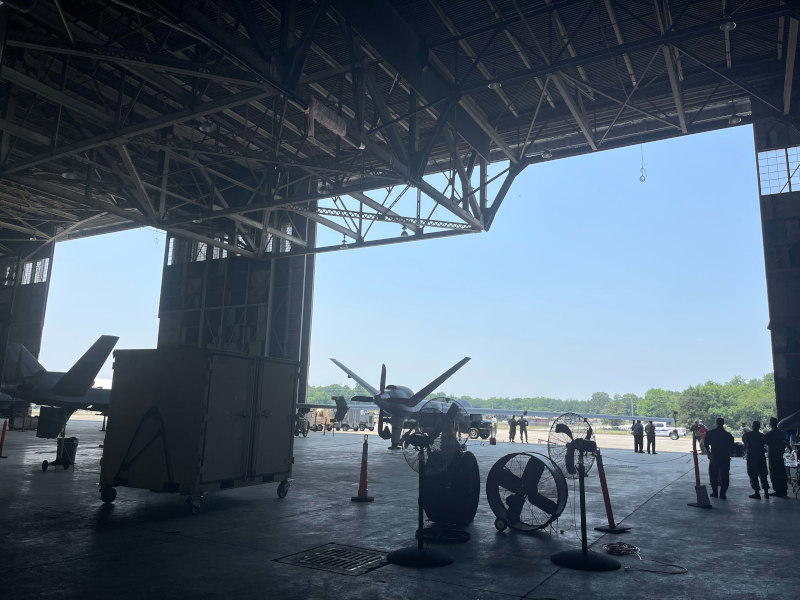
417,526,470,544
550,549,621,571
594,525,631,534
387,546,453,568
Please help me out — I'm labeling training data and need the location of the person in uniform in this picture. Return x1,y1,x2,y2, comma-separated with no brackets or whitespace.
645,420,657,454
633,420,645,453
765,417,789,497
704,418,735,499
509,415,517,443
518,417,528,443
742,421,770,499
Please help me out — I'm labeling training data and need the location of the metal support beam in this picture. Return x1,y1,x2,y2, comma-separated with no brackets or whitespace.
511,0,597,151
118,144,158,221
1,88,273,176
784,18,798,116
331,0,492,159
5,36,265,87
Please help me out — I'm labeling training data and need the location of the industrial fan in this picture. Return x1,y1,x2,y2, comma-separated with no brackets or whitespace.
547,413,620,571
388,400,471,567
547,412,595,478
412,398,480,530
485,452,568,532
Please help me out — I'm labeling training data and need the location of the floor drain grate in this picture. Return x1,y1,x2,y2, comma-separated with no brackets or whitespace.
275,543,387,576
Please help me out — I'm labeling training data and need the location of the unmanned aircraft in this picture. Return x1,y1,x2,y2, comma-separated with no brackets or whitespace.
328,357,473,449
316,357,675,449
0,335,119,438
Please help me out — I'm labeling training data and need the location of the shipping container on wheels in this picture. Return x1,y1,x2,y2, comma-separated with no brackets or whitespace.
98,348,298,513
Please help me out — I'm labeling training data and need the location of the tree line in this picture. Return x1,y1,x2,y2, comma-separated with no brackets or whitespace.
306,373,776,428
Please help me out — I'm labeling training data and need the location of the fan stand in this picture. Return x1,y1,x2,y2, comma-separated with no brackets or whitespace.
387,447,453,568
550,451,620,572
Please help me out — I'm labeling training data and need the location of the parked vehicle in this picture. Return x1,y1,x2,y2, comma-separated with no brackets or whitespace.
653,421,686,440
467,418,492,440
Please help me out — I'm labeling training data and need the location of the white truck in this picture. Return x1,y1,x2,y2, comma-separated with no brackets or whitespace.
652,421,687,440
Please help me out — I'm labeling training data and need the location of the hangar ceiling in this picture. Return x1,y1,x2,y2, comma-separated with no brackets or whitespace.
0,0,798,260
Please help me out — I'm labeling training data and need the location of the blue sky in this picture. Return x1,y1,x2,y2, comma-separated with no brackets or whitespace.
39,125,772,400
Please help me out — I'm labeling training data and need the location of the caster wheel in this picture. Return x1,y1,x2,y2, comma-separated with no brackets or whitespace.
187,496,203,515
495,518,508,532
277,480,290,498
42,460,49,472
100,486,117,503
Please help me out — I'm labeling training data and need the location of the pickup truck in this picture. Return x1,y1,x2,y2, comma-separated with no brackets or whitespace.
653,421,687,440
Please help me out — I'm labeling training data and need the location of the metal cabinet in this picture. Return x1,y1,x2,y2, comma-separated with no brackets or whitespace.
99,348,298,502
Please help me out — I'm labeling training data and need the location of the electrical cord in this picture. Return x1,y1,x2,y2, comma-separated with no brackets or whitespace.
602,542,688,575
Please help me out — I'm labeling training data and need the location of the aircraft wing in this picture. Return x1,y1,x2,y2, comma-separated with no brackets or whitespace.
460,406,673,423
411,357,471,401
330,359,379,396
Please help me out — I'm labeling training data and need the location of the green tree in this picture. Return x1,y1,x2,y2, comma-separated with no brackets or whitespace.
639,388,680,420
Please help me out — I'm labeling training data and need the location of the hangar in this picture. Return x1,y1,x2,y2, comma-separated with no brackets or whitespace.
0,1,798,598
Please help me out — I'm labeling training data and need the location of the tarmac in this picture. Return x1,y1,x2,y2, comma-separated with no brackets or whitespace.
0,418,797,600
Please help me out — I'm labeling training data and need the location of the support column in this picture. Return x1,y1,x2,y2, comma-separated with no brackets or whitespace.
0,245,54,424
754,120,800,420
157,213,315,404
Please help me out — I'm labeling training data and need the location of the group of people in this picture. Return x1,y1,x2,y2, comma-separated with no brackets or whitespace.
702,417,790,499
508,415,528,443
488,414,529,442
630,420,658,454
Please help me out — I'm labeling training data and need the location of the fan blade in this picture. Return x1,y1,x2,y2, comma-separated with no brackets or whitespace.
565,441,577,475
521,457,545,497
505,492,527,525
494,466,524,493
564,442,578,475
555,422,574,440
407,357,471,402
529,492,558,516
380,364,386,393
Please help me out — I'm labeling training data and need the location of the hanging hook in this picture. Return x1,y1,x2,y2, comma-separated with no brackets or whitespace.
639,144,647,183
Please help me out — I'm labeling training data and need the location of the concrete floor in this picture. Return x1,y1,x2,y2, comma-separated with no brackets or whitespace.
1,418,797,599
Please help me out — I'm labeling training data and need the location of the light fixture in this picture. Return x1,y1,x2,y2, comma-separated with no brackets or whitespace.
728,115,742,125
720,19,736,33
61,169,81,180
340,236,348,249
487,81,502,90
541,149,553,159
400,226,408,237
198,121,216,133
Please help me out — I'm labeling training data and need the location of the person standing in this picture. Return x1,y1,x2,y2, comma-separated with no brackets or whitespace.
704,418,735,499
491,415,498,440
518,417,528,443
645,420,657,454
765,417,789,497
632,420,644,453
509,415,517,443
742,421,770,499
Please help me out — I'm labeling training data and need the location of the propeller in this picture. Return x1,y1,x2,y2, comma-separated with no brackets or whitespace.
380,364,386,394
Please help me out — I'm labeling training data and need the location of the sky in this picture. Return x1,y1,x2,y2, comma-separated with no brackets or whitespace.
38,125,773,401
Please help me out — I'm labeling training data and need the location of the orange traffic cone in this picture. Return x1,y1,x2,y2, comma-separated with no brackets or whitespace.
0,419,8,458
351,435,374,502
